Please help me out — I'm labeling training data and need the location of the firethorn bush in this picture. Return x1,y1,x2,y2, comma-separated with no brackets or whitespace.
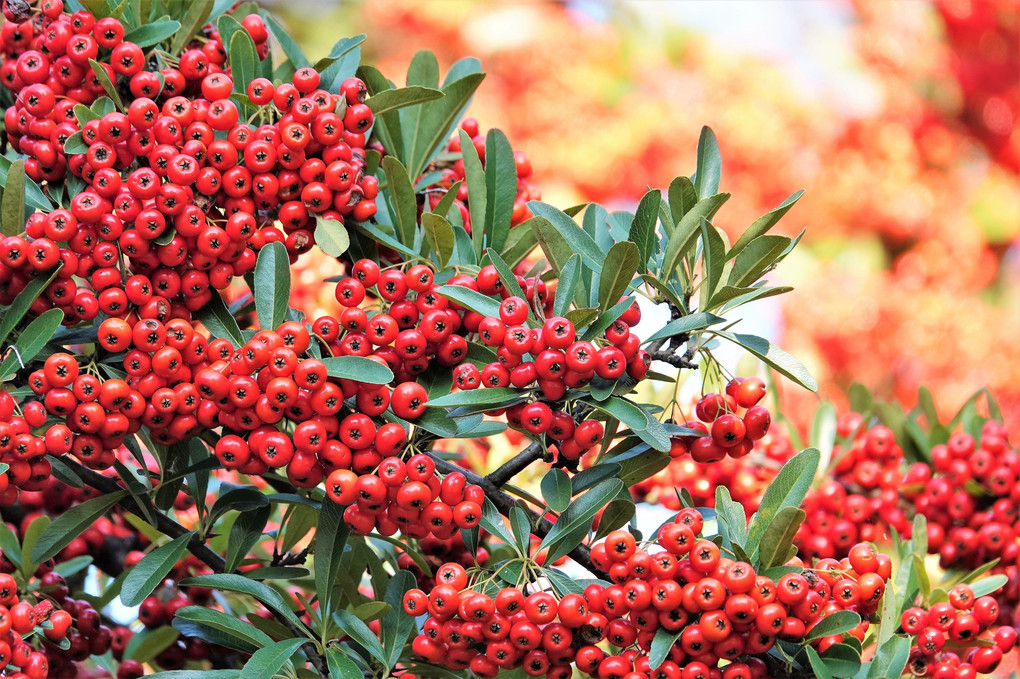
0,1,1014,679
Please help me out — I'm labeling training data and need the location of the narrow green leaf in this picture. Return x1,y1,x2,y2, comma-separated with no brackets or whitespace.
321,356,394,385
196,294,245,348
805,646,834,679
554,254,582,317
437,284,501,319
756,506,805,570
714,331,818,391
509,506,532,554
541,469,571,513
224,506,269,573
571,463,622,495
180,574,303,629
970,574,1008,598
693,126,721,198
616,447,670,486
644,312,724,344
587,397,670,452
714,486,747,549
745,448,819,559
648,628,682,670
807,610,861,642
500,219,539,268
531,216,573,275
629,190,661,271
326,648,363,679
593,498,636,541
314,499,349,619
259,11,309,69
422,213,454,267
729,189,805,260
486,248,527,299
1,159,26,237
406,72,485,180
0,307,63,380
253,241,291,330
87,59,123,110
314,217,350,258
335,610,386,663
819,644,862,678
662,193,730,281
318,35,366,91
598,241,639,311
698,218,727,309
865,635,911,679
123,19,180,47
667,176,697,226
381,156,418,247
173,606,273,653
368,85,443,116
540,478,624,563
240,638,304,679
31,490,126,563
727,234,791,288
528,202,604,272
122,533,194,606
427,387,522,409
125,626,180,664
0,266,62,348
458,129,487,261
484,128,517,252
382,570,417,669
171,0,214,55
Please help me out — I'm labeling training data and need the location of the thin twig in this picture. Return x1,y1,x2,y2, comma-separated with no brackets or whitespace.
485,440,545,487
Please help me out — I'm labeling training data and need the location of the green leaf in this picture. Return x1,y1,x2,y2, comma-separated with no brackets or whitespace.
368,85,443,115
970,574,1008,598
31,490,126,563
541,469,571,513
486,248,527,299
644,312,724,344
20,515,49,578
1,159,26,237
714,486,747,549
405,72,486,181
554,254,582,317
693,126,721,198
0,266,62,348
484,128,517,253
756,506,805,569
88,59,124,110
0,522,21,571
714,331,817,392
820,644,862,678
171,0,214,55
259,10,309,67
229,29,258,102
253,241,291,330
121,533,194,606
629,190,661,271
698,218,727,308
616,447,670,486
531,216,573,275
0,307,64,380
381,570,417,670
509,506,532,554
62,131,89,155
180,574,303,629
588,397,670,452
427,386,523,409
148,673,239,679
807,610,861,642
125,626,180,664
437,284,501,319
239,638,305,679
326,648,363,679
648,628,682,670
745,448,819,559
593,498,636,541
321,356,394,385
422,213,454,267
173,606,273,654
805,646,834,679
315,499,350,619
314,217,350,258
662,193,730,281
196,293,245,348
580,297,638,343
335,610,386,663
727,235,791,288
480,498,517,549
319,36,365,91
224,505,269,573
123,19,180,47
500,219,539,268
864,635,911,679
668,176,698,226
729,189,805,260
598,241,639,311
571,463,622,495
456,130,488,261
381,156,418,247
540,478,624,563
528,202,604,272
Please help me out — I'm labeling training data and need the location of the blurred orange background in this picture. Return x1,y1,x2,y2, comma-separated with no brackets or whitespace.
274,0,1019,431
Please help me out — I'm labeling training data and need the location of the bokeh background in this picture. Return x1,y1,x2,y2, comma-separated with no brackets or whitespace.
274,0,1019,430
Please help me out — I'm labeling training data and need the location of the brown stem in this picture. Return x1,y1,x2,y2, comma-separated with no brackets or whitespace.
485,440,545,487
61,458,331,678
426,453,608,580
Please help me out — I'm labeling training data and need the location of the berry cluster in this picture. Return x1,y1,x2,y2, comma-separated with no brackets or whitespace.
669,378,772,463
405,510,889,679
901,583,1015,678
